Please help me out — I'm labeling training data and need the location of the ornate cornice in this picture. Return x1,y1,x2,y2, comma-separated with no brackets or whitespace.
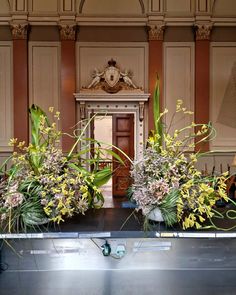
58,24,76,40
10,22,28,40
195,23,212,40
147,23,165,41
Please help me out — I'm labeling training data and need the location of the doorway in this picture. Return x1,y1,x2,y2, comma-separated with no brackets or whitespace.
93,113,134,201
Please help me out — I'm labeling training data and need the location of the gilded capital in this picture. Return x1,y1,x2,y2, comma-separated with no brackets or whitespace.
147,24,165,41
58,24,76,41
10,23,28,40
195,23,212,40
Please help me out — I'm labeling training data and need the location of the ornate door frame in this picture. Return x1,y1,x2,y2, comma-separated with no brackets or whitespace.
74,92,149,160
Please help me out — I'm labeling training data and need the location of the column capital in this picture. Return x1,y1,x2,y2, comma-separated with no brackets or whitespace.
58,23,77,41
194,23,212,40
147,23,165,41
10,22,29,40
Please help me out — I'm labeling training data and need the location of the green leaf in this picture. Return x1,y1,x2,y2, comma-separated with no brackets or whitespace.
93,167,112,187
153,75,162,151
67,163,89,176
104,149,124,165
159,189,180,226
29,104,50,146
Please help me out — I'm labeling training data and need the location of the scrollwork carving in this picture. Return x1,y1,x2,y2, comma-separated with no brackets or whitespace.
195,23,212,40
147,23,165,41
58,24,76,40
10,23,28,40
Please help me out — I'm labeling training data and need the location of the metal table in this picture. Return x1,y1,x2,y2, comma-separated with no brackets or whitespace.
0,208,236,295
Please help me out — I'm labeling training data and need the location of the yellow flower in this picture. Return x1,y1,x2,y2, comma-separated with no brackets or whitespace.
17,141,25,149
49,106,54,113
54,111,60,120
8,138,18,146
198,215,205,223
184,111,194,115
52,215,64,223
201,124,208,133
189,153,197,162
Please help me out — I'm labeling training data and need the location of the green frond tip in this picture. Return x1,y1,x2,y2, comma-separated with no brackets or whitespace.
159,189,180,227
153,76,162,151
29,104,50,146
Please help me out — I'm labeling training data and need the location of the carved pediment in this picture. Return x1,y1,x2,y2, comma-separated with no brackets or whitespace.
82,59,142,94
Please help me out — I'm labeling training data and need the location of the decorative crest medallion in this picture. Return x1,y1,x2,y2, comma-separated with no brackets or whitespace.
104,59,120,87
84,59,139,94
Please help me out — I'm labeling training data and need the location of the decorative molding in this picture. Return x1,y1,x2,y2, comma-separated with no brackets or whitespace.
80,101,86,119
74,92,149,159
150,0,162,13
76,42,149,94
62,0,73,12
138,0,145,14
78,0,145,14
139,101,145,121
197,0,208,13
195,23,212,40
58,23,76,40
78,0,85,13
83,59,141,94
147,23,165,41
15,0,27,12
0,42,13,152
10,22,28,40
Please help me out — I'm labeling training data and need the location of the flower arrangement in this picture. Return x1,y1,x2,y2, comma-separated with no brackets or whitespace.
0,105,121,232
131,93,230,229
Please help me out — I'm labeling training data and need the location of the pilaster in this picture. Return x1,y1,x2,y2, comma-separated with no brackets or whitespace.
194,22,212,152
147,22,165,131
10,21,29,145
59,23,77,151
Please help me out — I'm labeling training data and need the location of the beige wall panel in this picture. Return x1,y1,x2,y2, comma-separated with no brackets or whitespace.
0,42,12,152
165,0,192,13
150,0,161,12
164,43,195,141
0,0,10,13
213,0,236,16
29,42,60,121
197,0,207,12
31,0,58,12
76,42,148,92
210,43,236,151
61,0,73,11
81,0,143,15
16,0,26,11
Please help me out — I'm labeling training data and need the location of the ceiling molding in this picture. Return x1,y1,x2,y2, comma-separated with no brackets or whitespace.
79,0,145,14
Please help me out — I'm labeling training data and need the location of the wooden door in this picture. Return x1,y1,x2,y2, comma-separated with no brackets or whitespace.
112,114,134,197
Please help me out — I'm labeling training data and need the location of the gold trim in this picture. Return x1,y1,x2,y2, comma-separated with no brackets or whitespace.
147,23,165,41
10,22,28,40
195,23,212,40
58,23,76,40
